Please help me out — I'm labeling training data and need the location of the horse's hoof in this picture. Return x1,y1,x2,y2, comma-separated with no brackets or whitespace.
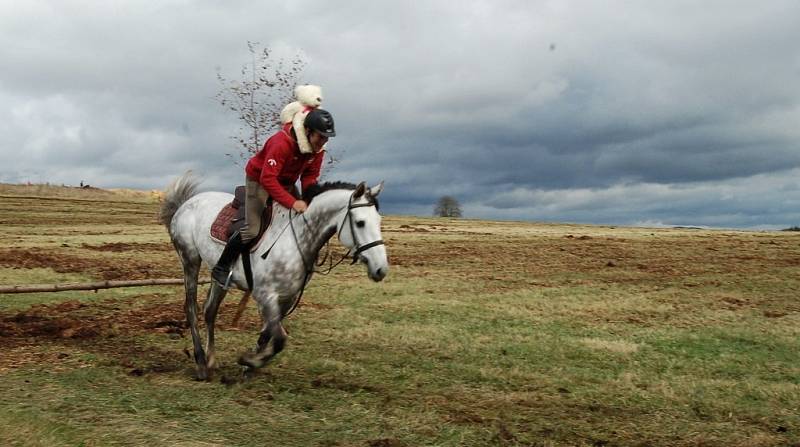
195,366,210,381
237,353,263,370
237,354,256,369
240,366,257,380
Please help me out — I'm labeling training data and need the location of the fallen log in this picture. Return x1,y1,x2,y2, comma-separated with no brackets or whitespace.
0,278,211,294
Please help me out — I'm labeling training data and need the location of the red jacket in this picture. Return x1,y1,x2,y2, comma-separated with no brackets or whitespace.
244,123,325,209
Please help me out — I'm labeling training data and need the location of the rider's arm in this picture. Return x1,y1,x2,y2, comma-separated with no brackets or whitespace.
259,141,300,209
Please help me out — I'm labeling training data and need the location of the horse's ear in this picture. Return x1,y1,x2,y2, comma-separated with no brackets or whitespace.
369,181,384,198
354,181,367,198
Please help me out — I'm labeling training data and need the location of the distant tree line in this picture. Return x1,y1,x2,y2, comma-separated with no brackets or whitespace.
782,226,800,231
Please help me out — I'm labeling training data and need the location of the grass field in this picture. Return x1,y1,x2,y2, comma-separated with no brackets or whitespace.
1,184,799,446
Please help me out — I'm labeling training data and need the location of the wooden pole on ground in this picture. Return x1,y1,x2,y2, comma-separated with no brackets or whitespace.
0,278,211,294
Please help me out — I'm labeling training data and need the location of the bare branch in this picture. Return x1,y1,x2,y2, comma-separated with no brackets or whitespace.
216,44,307,159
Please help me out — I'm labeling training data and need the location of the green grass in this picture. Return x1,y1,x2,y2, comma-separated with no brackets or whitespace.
1,192,799,446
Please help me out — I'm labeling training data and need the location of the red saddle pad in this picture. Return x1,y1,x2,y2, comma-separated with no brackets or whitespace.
210,203,239,243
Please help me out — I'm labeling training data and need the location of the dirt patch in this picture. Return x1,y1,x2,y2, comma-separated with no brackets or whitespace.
396,224,429,233
0,298,178,340
0,295,261,339
367,439,405,447
0,312,102,339
386,225,491,236
0,247,180,279
99,264,172,280
0,294,262,373
0,248,96,273
0,296,253,342
298,299,335,311
81,242,172,252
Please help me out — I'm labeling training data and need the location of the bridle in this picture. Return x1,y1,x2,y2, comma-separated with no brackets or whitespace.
338,192,385,265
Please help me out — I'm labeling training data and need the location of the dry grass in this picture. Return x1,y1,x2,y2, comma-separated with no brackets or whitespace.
0,182,160,203
1,194,799,446
578,337,641,354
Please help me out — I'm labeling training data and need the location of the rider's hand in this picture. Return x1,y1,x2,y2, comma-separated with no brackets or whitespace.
292,200,308,213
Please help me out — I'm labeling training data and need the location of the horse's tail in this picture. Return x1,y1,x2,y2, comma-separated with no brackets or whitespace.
158,171,201,231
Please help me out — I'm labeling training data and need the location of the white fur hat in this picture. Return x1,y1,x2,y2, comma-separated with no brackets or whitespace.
279,85,324,154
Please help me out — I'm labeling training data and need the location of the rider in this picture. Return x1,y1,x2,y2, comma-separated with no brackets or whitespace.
212,108,336,287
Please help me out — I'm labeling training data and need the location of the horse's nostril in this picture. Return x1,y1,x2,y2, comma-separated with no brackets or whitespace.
376,268,383,277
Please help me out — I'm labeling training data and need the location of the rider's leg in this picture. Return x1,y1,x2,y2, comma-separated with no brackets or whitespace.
211,231,245,287
240,176,270,243
211,177,268,288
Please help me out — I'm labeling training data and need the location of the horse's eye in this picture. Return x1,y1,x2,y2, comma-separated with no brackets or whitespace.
356,220,365,228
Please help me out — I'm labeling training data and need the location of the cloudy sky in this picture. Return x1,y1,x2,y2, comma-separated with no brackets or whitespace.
2,1,799,229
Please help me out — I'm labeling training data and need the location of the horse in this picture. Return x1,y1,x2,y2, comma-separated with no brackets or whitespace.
159,172,388,380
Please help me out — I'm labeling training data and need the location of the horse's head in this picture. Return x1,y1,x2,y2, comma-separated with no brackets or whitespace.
338,181,388,282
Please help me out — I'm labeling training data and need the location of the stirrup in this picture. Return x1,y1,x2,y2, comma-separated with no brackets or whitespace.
222,269,235,290
212,265,234,290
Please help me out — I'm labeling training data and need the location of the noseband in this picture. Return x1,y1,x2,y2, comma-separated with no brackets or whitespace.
340,193,385,264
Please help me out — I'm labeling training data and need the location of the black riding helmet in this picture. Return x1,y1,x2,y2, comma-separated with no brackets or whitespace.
305,108,336,137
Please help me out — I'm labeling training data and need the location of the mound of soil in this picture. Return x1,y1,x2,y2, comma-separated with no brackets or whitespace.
0,298,185,340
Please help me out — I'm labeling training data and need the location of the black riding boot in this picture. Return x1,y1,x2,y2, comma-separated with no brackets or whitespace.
212,231,245,289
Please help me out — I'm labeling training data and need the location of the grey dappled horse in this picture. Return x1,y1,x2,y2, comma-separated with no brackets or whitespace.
159,172,388,380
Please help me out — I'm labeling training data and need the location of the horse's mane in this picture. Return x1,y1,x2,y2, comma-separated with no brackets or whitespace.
303,181,380,210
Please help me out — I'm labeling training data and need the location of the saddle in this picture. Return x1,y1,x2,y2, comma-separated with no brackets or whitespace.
210,186,273,249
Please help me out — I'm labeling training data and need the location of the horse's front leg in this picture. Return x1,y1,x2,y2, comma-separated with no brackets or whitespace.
238,292,286,370
203,282,228,370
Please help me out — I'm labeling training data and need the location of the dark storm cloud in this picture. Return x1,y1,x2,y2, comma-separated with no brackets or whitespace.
1,1,799,228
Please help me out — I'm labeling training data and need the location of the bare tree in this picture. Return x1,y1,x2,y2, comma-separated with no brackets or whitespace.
215,42,305,164
434,196,463,218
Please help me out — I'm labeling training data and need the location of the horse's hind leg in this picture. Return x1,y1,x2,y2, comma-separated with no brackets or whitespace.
203,281,228,370
238,293,286,370
176,246,209,380
231,291,251,327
